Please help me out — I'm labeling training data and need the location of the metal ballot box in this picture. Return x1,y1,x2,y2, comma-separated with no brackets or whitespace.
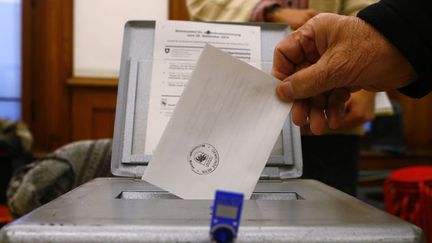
0,21,423,242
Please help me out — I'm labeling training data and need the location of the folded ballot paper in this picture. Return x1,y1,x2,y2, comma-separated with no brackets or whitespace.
142,44,292,199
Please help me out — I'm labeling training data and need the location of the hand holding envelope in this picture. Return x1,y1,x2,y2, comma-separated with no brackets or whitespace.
143,45,292,199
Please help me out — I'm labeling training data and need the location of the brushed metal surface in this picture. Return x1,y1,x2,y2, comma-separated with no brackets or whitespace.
0,178,424,242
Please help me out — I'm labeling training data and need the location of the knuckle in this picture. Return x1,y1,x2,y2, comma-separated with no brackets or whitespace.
274,41,284,51
325,51,351,87
313,64,331,90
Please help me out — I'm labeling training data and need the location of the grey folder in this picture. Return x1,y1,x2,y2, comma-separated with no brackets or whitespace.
0,21,423,242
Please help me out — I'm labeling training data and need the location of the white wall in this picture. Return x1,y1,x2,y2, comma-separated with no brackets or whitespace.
74,0,168,77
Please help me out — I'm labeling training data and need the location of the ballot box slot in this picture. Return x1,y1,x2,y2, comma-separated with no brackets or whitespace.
116,191,302,200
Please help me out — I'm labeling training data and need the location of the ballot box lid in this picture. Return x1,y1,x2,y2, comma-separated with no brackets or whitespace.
111,20,302,179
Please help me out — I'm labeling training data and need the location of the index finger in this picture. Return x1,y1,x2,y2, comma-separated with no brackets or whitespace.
272,32,306,81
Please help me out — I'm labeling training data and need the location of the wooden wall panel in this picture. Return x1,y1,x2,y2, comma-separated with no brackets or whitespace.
21,0,31,126
92,109,116,139
169,0,190,20
388,91,432,147
22,0,73,151
68,78,117,141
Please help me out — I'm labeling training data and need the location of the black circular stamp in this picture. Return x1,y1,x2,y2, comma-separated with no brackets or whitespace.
188,143,219,175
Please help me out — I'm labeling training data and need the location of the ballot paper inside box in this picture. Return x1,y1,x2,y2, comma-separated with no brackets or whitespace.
0,21,423,243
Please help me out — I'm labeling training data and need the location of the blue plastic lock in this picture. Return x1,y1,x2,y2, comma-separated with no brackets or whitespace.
210,190,244,243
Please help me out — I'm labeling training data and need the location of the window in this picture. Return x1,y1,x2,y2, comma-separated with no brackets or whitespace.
0,0,21,121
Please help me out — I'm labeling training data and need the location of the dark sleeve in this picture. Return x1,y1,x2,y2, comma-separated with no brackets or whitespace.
357,0,432,98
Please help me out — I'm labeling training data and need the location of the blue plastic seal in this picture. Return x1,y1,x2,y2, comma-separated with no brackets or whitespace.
210,190,244,243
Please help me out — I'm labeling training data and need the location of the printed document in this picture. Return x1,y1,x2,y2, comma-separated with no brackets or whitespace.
145,20,261,155
142,45,292,199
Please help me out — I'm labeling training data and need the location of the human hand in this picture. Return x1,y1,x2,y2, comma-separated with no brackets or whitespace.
266,8,318,29
339,90,375,129
272,13,416,135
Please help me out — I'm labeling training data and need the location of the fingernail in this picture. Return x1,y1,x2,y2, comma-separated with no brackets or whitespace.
277,81,294,101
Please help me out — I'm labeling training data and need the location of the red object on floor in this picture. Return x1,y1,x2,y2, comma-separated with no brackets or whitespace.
0,204,13,224
384,166,432,243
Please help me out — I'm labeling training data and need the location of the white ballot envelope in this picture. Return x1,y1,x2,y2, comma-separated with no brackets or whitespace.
142,45,292,199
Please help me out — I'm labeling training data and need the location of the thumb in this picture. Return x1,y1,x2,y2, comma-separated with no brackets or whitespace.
277,58,337,100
